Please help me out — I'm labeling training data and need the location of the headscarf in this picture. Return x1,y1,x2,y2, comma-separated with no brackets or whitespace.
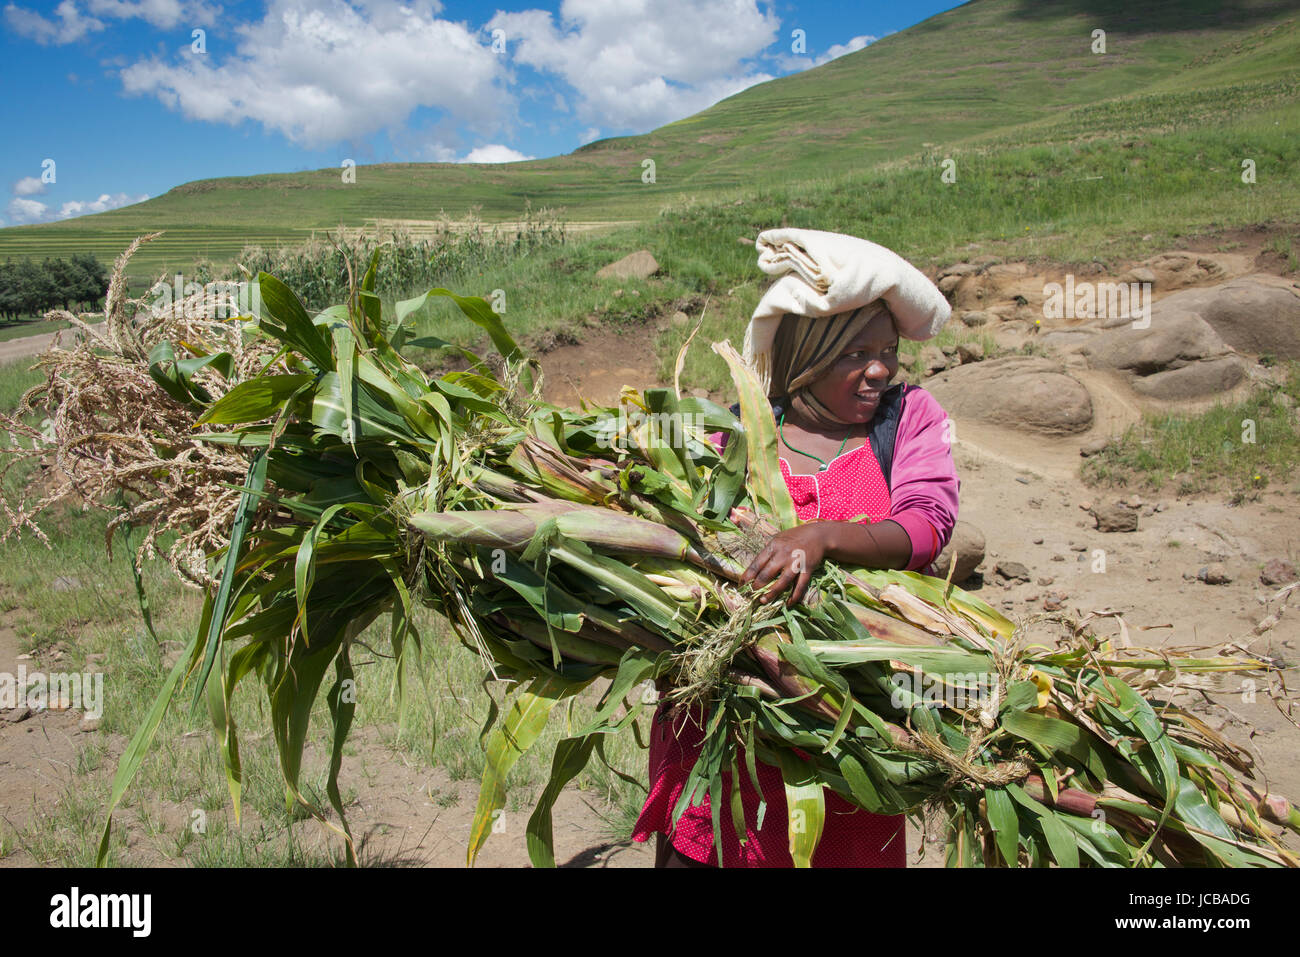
742,228,950,396
768,299,897,428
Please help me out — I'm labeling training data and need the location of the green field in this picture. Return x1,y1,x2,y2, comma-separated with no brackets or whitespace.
1,0,1296,287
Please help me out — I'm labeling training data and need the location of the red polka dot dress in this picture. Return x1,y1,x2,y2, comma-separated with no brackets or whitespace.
630,438,907,867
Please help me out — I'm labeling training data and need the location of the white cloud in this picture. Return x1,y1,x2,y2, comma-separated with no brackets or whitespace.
4,1,105,45
59,191,150,217
487,0,779,132
460,144,534,163
772,33,881,72
2,191,148,225
12,176,46,197
578,126,601,145
117,0,509,148
5,197,49,224
3,0,216,43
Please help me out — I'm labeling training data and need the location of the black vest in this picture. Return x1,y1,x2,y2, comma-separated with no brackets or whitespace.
727,382,911,490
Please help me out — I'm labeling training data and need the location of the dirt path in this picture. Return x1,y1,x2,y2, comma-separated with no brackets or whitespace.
0,332,61,364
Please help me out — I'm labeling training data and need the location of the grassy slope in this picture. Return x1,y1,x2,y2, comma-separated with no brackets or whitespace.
0,0,1296,283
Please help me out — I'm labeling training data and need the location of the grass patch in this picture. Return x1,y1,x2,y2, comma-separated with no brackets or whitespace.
1081,361,1300,498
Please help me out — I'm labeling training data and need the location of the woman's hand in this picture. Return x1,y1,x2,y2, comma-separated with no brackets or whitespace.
740,521,836,606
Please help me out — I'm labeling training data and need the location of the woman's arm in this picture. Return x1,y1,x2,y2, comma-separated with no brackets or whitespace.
739,387,960,603
885,386,960,570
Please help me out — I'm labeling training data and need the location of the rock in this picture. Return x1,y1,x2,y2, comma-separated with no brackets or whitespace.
1081,299,1252,398
959,310,995,327
956,341,984,363
1092,503,1138,532
1130,251,1247,292
1033,537,1044,544
939,263,980,278
1043,594,1066,611
78,716,101,733
920,345,950,375
4,707,32,723
1036,576,1055,586
1051,554,1065,562
52,575,81,592
986,263,1028,279
670,311,689,327
932,521,986,582
995,561,1031,583
1038,329,1100,353
938,274,963,294
1086,309,1232,371
1154,275,1300,358
596,250,660,280
1198,563,1232,585
1260,559,1297,586
1121,266,1157,286
925,356,1094,436
1079,437,1110,457
1130,356,1247,399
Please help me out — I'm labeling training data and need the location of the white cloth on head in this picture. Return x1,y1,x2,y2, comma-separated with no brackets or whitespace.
742,228,951,395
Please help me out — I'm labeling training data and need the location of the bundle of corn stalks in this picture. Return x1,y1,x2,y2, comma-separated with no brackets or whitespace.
3,236,1297,869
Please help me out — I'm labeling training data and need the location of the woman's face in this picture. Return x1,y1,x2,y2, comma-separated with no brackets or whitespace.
807,311,899,423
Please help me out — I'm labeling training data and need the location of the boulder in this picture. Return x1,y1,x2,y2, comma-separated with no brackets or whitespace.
925,356,1094,435
1038,328,1101,353
960,310,995,327
931,521,985,582
1126,251,1247,291
956,341,985,363
938,274,963,294
1153,275,1300,359
1129,356,1246,399
919,345,950,374
596,250,660,280
1084,310,1231,374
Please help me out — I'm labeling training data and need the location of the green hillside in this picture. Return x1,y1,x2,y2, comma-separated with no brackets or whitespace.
1,0,1297,284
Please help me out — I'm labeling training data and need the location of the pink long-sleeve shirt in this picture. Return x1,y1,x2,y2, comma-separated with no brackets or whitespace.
711,384,960,571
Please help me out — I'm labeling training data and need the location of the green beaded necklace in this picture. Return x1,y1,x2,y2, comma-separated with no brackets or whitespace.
778,411,857,472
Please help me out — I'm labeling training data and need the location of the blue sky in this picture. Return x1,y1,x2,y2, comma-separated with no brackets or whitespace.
1,0,963,226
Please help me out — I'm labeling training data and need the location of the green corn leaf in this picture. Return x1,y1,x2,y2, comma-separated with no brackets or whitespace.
198,374,315,425
772,748,825,867
984,786,1020,866
712,340,796,529
190,448,268,714
467,672,591,866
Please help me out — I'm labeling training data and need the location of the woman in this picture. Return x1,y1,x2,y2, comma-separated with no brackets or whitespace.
631,228,960,868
